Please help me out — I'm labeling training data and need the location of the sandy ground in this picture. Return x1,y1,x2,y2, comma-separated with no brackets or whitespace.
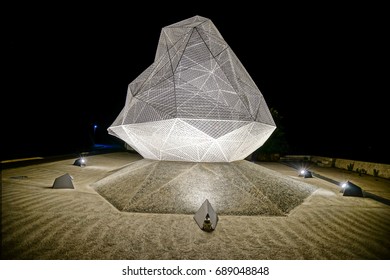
92,159,317,216
1,152,390,260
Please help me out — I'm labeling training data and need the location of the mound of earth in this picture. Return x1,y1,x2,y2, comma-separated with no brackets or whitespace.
92,159,317,216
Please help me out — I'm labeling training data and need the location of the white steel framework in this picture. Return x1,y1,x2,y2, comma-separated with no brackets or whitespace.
108,15,276,162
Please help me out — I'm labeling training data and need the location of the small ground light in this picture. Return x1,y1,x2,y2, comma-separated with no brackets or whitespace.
203,214,212,232
340,180,364,197
299,169,313,178
73,157,86,167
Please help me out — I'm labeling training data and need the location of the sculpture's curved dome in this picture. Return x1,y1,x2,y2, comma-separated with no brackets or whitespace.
108,15,276,162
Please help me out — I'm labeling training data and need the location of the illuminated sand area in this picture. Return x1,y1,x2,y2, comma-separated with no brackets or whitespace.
2,152,390,259
93,159,315,215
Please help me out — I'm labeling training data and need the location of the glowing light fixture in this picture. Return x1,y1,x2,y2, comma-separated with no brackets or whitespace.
107,15,276,162
299,169,313,178
73,157,86,167
341,180,364,197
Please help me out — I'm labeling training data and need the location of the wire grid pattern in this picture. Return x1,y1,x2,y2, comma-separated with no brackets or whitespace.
108,15,276,162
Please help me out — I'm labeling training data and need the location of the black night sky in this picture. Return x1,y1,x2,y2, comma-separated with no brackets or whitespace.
2,3,389,163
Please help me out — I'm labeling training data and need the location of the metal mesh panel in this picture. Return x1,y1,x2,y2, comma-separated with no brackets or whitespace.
256,96,276,126
128,63,155,96
169,32,191,73
108,16,276,162
110,107,125,127
136,77,176,117
182,119,250,139
200,142,227,162
197,26,228,57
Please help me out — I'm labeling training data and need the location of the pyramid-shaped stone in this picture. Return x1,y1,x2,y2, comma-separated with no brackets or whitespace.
194,199,218,231
52,173,74,189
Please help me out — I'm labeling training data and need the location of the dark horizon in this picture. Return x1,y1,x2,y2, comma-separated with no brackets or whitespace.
3,5,389,164
1,123,388,165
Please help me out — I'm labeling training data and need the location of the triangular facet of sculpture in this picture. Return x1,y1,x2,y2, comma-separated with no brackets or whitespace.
108,15,276,162
52,173,74,189
193,199,218,231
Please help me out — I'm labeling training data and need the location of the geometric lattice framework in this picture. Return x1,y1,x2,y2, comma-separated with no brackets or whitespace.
108,15,276,162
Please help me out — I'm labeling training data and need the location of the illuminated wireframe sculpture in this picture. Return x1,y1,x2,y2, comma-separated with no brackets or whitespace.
108,15,276,162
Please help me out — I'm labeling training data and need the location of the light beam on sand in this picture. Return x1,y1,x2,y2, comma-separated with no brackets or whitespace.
92,160,317,216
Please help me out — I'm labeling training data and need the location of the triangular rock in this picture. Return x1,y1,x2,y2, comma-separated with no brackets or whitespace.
343,181,363,197
193,199,218,231
52,173,74,189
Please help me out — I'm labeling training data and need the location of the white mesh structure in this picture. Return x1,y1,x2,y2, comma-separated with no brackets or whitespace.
108,15,276,162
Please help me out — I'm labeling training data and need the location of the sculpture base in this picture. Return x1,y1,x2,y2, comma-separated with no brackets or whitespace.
92,159,316,216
